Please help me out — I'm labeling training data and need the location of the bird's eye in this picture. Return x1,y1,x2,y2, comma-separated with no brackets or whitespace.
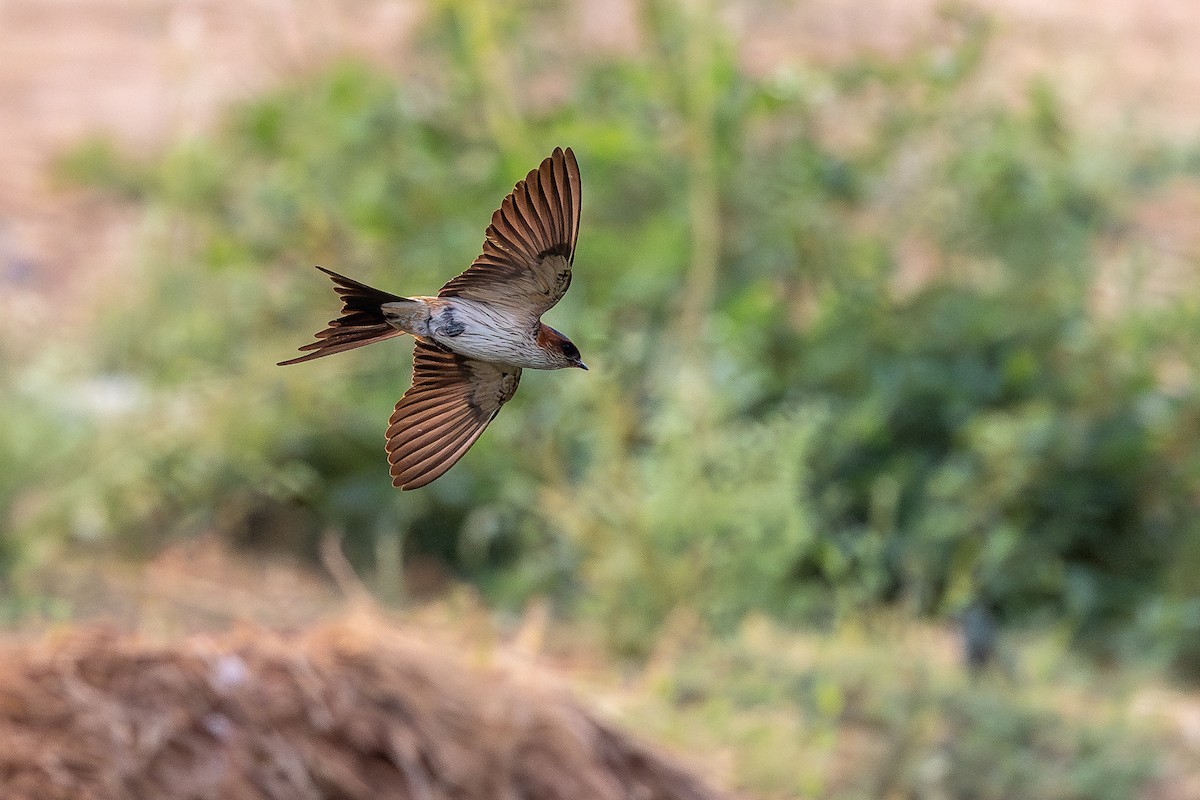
562,342,579,359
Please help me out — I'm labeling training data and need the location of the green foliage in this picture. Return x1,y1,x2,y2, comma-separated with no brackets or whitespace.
6,3,1200,673
640,617,1156,799
794,288,1178,635
545,410,825,654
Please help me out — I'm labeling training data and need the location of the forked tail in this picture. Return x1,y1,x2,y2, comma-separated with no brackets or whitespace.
278,266,411,365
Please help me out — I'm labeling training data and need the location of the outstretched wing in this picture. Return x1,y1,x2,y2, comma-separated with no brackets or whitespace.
437,147,581,317
385,341,522,490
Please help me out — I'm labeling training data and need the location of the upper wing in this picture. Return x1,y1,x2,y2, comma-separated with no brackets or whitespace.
437,147,581,317
385,340,522,490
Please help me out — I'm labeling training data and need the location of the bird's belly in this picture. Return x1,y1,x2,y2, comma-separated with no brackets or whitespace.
437,328,532,365
428,301,546,368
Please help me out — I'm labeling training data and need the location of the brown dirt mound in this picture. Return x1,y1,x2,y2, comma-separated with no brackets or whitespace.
0,619,723,800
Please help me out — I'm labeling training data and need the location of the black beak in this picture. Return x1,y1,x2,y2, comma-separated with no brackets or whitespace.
576,360,588,371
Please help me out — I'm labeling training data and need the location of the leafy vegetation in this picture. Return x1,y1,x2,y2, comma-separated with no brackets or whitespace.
635,615,1158,799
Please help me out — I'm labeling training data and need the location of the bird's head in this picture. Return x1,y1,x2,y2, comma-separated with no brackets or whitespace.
537,325,588,370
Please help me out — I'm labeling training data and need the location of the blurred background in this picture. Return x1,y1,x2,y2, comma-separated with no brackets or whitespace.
2,0,1200,796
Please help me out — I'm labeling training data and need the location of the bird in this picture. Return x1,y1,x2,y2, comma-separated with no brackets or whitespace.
279,147,585,490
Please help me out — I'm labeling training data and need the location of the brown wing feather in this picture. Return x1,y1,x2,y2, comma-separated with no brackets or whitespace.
438,147,581,316
385,341,522,490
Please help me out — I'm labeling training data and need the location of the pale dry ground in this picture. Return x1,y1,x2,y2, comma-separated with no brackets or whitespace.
0,0,424,341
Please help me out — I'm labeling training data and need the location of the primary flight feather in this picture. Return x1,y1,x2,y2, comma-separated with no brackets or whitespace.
279,147,585,489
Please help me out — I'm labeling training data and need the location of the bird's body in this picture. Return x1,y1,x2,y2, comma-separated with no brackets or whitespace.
381,295,572,370
279,147,585,489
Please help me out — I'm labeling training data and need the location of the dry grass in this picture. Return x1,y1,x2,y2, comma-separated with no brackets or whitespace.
0,613,723,800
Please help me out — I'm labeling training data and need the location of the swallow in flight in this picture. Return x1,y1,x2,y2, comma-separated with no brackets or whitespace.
280,147,585,489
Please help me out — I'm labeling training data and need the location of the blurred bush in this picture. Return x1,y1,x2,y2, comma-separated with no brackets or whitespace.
6,1,1199,670
643,615,1157,799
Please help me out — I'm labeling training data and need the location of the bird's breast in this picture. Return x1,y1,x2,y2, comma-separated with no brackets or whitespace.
428,299,550,368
